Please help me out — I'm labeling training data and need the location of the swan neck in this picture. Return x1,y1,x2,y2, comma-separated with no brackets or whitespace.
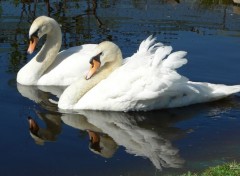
83,61,121,98
35,28,62,71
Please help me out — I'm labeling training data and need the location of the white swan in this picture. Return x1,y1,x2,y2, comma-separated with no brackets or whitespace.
58,36,240,111
17,16,97,86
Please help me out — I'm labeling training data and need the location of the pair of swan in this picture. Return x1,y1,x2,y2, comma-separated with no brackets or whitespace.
17,16,240,111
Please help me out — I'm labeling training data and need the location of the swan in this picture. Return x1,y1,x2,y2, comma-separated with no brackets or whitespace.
58,36,240,111
17,16,97,86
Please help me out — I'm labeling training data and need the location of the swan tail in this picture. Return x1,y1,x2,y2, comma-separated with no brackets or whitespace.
211,84,240,96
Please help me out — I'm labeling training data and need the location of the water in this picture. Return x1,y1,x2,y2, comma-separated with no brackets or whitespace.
1,0,240,175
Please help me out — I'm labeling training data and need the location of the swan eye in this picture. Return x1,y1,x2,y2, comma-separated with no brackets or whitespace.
30,29,40,39
89,52,102,65
30,37,34,44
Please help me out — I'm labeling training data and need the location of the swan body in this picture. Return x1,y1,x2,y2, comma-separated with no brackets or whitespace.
17,16,97,86
58,36,240,111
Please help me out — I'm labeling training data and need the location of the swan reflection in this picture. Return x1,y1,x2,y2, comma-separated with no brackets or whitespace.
28,112,62,145
20,85,240,170
28,109,187,170
17,83,65,111
65,111,186,169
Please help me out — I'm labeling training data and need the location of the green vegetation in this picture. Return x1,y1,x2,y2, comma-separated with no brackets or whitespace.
180,162,240,176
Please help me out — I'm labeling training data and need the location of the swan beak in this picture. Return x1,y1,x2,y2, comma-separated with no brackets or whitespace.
27,36,39,54
87,130,100,143
86,58,101,80
28,116,39,134
87,130,102,153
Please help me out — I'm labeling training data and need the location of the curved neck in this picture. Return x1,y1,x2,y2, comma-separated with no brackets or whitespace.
59,52,122,109
36,29,62,65
32,27,62,79
17,23,62,85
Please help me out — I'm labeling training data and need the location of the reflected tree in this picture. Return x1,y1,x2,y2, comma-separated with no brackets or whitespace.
0,3,2,17
8,2,31,73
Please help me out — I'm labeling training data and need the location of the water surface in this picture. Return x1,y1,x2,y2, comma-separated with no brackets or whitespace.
1,0,240,175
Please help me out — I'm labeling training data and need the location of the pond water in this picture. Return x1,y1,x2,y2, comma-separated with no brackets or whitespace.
1,0,240,175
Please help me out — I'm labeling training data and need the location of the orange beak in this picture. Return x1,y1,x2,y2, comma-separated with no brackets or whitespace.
27,36,39,54
87,130,102,153
86,59,101,80
87,130,100,143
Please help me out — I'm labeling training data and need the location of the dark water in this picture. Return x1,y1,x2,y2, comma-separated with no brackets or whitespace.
1,0,240,175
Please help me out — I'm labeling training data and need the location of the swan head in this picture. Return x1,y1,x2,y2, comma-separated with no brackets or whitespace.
28,16,59,54
28,116,44,145
87,130,102,153
86,41,122,79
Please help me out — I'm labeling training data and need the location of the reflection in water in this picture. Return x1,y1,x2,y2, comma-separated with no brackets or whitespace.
87,129,118,158
62,111,186,170
20,84,185,169
87,130,103,154
19,84,240,171
28,112,61,145
233,0,240,15
28,107,186,170
234,0,240,4
17,83,65,111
